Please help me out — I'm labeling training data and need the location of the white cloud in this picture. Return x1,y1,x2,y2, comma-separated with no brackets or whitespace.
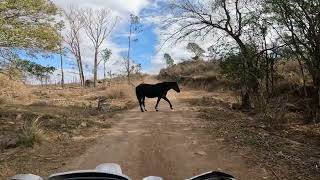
50,0,231,78
51,0,152,80
145,15,219,74
53,0,150,15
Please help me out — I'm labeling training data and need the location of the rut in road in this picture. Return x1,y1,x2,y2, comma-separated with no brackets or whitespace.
63,92,268,179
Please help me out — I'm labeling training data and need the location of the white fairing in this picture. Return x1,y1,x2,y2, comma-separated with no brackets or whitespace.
48,163,131,180
95,163,123,176
11,174,43,180
143,176,164,180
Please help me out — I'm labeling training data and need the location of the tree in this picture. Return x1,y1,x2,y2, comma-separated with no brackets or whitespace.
126,14,142,83
55,20,65,87
164,0,285,110
186,42,205,60
0,0,59,50
64,7,85,87
165,0,265,110
82,8,118,87
266,0,320,120
101,48,112,79
15,59,55,85
164,53,174,67
0,0,60,78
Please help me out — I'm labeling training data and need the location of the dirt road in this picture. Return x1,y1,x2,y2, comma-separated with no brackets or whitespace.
63,91,268,179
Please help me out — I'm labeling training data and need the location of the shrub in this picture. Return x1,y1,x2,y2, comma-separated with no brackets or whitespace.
18,116,45,147
105,83,134,100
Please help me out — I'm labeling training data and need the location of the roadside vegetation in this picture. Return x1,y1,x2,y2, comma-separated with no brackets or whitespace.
0,75,140,178
157,2,320,177
1,0,320,179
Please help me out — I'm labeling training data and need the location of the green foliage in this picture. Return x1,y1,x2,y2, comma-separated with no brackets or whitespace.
14,59,55,78
265,0,320,83
0,0,59,80
164,53,174,67
219,53,243,81
187,42,205,59
220,43,273,93
0,0,59,51
102,48,112,63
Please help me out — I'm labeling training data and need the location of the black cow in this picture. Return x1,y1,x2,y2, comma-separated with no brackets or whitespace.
135,82,180,112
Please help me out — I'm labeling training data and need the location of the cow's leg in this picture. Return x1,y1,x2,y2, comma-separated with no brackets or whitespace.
137,96,144,112
155,97,161,111
162,96,173,109
142,97,147,111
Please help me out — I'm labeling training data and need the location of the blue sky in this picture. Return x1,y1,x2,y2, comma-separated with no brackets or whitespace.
19,0,198,83
24,0,162,83
21,19,159,77
111,23,158,72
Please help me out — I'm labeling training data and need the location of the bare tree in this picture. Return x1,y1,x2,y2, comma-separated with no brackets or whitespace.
121,56,135,82
81,8,118,87
266,0,320,121
164,0,277,110
64,7,85,87
55,20,65,87
126,14,142,83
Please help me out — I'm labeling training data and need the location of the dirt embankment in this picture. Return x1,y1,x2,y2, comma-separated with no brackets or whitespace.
0,78,138,178
182,90,320,180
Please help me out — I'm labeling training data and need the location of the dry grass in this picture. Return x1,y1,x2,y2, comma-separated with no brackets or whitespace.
183,93,320,180
18,116,45,147
159,60,219,79
104,83,135,100
0,76,144,179
0,75,32,103
277,60,312,85
0,163,15,179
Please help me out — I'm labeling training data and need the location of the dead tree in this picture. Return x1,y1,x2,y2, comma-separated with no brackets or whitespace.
81,8,118,87
165,0,261,109
64,7,85,87
165,0,284,110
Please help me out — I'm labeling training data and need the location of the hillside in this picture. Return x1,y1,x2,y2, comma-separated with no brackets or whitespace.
0,76,139,178
158,59,320,179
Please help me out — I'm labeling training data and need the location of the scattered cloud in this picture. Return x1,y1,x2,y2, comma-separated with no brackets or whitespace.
47,0,230,82
50,0,152,82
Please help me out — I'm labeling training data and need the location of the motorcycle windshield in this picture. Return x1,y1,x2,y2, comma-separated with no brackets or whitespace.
48,170,130,180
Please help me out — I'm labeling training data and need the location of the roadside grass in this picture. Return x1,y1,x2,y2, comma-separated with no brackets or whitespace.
17,117,45,147
184,96,320,180
0,77,141,179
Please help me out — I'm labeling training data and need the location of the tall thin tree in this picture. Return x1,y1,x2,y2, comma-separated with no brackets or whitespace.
55,20,65,87
126,14,141,83
64,7,85,87
101,48,112,79
82,8,118,87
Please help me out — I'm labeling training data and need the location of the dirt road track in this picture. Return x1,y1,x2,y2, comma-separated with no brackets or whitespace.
64,92,268,179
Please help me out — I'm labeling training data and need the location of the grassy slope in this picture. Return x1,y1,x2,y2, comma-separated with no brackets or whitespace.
0,77,139,178
160,60,320,179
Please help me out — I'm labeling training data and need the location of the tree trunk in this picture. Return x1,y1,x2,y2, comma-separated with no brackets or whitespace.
60,45,64,88
104,61,106,79
264,37,269,96
77,46,85,87
93,48,98,87
127,23,132,84
297,59,307,96
59,29,64,88
270,58,275,94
